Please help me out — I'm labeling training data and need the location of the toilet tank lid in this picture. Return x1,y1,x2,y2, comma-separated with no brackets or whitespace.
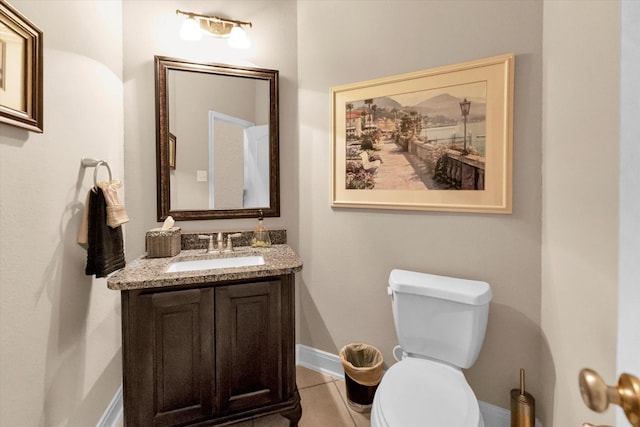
389,269,492,305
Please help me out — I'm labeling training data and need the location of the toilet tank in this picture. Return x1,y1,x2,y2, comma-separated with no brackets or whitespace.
388,269,492,369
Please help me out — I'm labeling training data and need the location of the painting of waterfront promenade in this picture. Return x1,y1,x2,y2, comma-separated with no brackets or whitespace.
332,54,514,213
344,82,486,191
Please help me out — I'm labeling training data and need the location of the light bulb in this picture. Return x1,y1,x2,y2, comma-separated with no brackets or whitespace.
180,16,202,41
228,25,251,49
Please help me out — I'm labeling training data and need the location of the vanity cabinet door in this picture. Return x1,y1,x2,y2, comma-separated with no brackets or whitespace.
126,288,215,427
215,280,283,414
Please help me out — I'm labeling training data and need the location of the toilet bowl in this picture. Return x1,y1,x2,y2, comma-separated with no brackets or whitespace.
371,269,492,427
370,358,484,427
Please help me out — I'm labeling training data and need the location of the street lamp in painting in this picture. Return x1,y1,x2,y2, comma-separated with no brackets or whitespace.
459,98,471,155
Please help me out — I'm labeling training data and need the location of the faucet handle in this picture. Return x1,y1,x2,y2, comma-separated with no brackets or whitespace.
226,233,242,251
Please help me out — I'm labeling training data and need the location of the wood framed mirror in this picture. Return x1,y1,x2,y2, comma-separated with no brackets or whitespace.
155,56,280,221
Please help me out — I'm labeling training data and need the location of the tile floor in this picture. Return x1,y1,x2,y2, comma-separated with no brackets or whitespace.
116,366,371,427
237,366,371,427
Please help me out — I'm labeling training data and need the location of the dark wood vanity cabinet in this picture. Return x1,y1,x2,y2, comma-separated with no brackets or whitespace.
121,274,300,426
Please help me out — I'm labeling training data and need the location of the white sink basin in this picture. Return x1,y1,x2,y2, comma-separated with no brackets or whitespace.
166,256,265,273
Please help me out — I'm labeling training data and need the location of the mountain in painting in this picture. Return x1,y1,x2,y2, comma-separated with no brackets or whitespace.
414,93,486,120
352,93,485,121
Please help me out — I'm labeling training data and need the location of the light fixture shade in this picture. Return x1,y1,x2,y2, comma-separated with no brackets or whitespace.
228,25,251,49
180,16,202,41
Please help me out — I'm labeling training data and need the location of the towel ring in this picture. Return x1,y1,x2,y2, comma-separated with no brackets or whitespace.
81,157,113,186
93,161,112,186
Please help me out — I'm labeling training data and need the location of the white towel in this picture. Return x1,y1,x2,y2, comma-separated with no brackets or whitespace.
97,180,130,228
77,189,91,247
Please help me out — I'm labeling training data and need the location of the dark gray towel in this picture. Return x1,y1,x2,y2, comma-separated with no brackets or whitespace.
85,187,125,278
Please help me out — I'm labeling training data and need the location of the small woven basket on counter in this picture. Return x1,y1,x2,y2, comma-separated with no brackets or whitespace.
146,227,181,258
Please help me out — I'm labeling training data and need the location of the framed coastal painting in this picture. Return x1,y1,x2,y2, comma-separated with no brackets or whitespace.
331,53,514,214
0,1,43,133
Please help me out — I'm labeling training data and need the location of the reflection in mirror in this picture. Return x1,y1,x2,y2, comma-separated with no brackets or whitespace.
155,56,279,220
205,111,270,210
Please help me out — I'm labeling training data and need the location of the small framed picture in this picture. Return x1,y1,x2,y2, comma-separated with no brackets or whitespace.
0,2,43,132
0,40,6,90
169,132,176,170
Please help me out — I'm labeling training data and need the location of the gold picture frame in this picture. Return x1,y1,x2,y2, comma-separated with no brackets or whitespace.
0,1,43,133
331,54,514,214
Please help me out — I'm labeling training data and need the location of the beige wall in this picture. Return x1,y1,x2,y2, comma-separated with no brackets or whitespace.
296,0,547,421
0,1,124,426
541,1,620,426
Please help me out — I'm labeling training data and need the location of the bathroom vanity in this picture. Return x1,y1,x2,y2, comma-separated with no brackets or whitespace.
107,242,303,427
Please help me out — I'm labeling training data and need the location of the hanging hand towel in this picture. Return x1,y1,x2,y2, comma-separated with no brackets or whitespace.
77,189,91,248
97,180,130,228
85,186,125,278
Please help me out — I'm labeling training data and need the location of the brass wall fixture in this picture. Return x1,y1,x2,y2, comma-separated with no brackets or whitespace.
175,9,252,48
579,368,640,427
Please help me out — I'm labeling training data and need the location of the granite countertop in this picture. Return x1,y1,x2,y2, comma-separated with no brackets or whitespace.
107,244,303,291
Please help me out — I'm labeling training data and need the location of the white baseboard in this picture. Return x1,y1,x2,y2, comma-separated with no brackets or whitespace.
97,384,122,427
296,343,345,380
295,344,542,427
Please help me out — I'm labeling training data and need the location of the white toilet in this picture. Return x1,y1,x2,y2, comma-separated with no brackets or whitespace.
371,269,492,427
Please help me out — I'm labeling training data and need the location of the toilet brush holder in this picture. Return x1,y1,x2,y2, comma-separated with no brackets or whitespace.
511,369,535,427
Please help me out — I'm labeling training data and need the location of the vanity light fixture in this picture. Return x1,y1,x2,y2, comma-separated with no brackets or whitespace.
176,9,252,49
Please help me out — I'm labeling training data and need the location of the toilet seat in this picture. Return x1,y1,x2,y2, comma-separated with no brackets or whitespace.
371,357,482,427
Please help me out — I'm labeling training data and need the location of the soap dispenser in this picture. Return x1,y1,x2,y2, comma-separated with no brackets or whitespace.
251,211,272,248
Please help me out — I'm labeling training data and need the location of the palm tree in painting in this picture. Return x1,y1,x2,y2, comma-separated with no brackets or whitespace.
409,110,419,137
364,99,373,129
364,98,373,111
346,103,354,136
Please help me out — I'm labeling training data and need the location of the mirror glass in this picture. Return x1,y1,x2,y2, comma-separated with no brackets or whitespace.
155,56,279,220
